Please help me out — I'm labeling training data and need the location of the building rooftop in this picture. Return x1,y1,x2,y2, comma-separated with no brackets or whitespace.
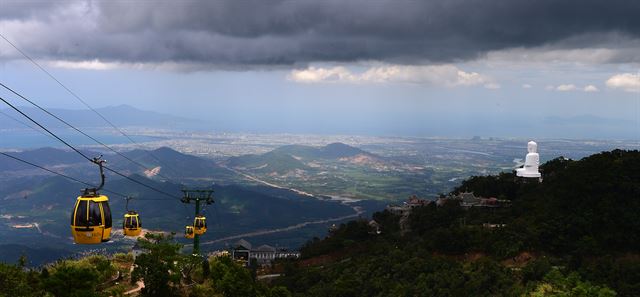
234,239,252,250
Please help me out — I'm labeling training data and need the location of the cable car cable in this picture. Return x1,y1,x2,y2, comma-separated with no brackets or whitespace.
0,95,181,200
102,165,181,200
0,82,176,182
0,33,183,179
0,95,93,161
0,152,128,198
0,109,54,140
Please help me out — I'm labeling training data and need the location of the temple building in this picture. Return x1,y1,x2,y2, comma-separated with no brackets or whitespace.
230,239,300,266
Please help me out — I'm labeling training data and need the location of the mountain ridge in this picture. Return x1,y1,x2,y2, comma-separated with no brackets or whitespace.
226,142,377,174
0,104,200,129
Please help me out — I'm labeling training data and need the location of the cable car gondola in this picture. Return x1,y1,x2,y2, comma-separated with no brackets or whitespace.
185,225,194,239
123,197,142,237
194,215,207,235
71,157,112,244
123,211,142,237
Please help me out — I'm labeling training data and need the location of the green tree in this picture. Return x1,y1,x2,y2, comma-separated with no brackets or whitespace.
42,261,101,297
210,256,256,297
0,263,43,297
525,270,617,297
131,233,183,297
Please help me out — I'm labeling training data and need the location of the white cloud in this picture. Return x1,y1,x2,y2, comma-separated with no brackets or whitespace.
484,83,501,89
48,60,120,70
545,84,601,92
286,66,353,83
288,64,492,87
583,85,599,92
556,84,577,91
606,73,640,92
522,84,532,89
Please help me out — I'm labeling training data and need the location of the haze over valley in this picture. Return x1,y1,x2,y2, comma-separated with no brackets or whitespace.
1,105,638,264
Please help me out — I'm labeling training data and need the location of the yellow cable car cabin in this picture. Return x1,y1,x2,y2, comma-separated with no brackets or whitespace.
185,225,195,239
70,194,112,244
194,215,207,235
123,211,142,237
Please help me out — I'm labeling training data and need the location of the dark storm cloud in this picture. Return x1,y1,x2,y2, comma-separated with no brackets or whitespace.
0,1,61,19
2,0,640,66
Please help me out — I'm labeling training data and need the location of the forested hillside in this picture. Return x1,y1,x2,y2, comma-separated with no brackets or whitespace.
275,149,640,296
2,150,638,296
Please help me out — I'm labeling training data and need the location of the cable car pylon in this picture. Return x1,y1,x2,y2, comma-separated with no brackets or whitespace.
181,188,214,255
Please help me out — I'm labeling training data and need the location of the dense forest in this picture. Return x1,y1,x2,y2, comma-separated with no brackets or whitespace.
1,149,639,296
275,149,640,296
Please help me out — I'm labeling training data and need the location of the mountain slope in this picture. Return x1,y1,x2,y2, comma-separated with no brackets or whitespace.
226,142,377,174
0,148,95,171
274,149,640,296
226,151,310,174
0,147,238,183
0,171,355,255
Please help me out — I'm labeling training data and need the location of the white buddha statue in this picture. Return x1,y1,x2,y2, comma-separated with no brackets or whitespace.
516,141,541,178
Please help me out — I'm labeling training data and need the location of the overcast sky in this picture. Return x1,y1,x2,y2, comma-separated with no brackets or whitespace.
0,0,639,139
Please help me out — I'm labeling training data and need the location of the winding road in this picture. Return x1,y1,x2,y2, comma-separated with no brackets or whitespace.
196,166,365,247
198,207,363,246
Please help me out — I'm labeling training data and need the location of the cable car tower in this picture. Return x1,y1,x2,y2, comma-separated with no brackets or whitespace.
181,188,214,255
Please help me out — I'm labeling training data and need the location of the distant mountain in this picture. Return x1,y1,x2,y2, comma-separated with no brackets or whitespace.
226,151,310,174
0,147,90,171
543,114,633,126
0,146,236,183
0,104,200,129
226,142,376,174
115,147,235,181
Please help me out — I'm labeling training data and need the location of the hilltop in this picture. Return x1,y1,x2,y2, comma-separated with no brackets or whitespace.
226,142,375,173
0,146,237,183
225,142,431,200
274,149,640,296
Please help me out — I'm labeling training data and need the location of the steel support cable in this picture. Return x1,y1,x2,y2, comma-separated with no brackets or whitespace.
102,165,181,200
0,95,181,200
0,95,92,161
0,152,128,198
0,109,54,140
132,198,174,201
0,82,176,182
1,105,179,201
0,32,182,178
